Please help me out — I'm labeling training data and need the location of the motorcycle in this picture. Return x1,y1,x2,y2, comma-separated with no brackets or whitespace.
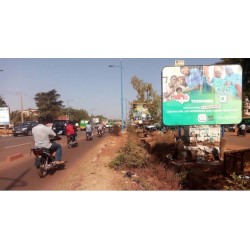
237,128,246,136
97,129,103,137
86,131,93,141
30,132,64,178
67,133,78,148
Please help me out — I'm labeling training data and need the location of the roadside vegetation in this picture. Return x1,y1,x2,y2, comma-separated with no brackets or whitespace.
108,127,250,190
108,127,182,190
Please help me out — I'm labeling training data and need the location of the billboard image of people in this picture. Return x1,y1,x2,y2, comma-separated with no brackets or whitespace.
162,65,242,126
132,103,151,123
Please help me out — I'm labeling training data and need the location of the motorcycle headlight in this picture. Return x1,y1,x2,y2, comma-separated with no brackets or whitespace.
22,128,27,131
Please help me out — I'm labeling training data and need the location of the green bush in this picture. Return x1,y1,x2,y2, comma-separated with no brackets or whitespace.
109,136,148,169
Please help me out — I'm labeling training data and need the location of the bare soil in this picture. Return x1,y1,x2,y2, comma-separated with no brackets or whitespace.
55,132,141,190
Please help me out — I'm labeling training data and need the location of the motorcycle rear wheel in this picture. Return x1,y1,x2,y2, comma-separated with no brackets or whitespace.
37,157,48,178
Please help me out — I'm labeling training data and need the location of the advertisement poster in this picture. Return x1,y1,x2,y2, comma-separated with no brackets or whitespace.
132,103,151,124
0,107,10,125
185,125,221,142
162,65,242,126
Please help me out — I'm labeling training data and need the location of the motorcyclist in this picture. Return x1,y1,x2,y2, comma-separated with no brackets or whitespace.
32,116,65,165
66,120,76,147
239,123,246,134
86,121,93,139
97,123,103,136
102,124,106,133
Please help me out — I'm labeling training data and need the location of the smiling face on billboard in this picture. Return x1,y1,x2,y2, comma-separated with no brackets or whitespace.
161,64,242,126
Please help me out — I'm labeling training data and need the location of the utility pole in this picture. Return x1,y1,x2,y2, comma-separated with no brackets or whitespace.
108,59,124,132
17,91,24,122
67,99,73,120
124,98,128,126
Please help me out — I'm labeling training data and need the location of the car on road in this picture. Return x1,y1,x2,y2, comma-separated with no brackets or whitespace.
12,121,38,137
145,124,156,131
52,120,68,135
145,123,164,131
105,123,113,128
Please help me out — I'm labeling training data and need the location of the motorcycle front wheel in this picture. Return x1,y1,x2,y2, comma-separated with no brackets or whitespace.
37,156,48,178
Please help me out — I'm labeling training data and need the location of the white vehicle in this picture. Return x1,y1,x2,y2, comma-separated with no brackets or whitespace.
106,123,113,128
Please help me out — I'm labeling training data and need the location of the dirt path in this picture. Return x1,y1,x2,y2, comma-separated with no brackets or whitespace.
55,133,140,190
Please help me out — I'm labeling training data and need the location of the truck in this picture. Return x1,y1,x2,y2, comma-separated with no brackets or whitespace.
80,120,89,131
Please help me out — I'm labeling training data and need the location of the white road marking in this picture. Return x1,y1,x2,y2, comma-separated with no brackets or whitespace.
5,142,31,149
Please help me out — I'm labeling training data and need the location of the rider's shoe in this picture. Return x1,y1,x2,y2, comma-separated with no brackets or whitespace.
55,160,65,165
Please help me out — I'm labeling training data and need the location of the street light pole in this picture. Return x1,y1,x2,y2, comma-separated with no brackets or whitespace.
67,99,73,120
109,59,124,132
20,91,24,123
124,98,128,126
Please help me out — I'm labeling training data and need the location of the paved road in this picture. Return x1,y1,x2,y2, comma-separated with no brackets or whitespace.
0,131,108,190
0,135,37,162
222,131,250,149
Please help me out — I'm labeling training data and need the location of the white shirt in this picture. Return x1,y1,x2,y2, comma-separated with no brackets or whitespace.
32,124,56,148
240,124,246,130
86,124,93,132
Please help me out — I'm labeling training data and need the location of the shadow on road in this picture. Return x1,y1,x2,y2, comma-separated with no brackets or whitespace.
0,168,31,190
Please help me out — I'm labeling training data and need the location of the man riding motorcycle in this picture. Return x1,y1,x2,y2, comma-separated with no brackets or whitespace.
238,123,246,136
97,123,103,136
66,120,77,147
32,116,65,165
86,121,93,140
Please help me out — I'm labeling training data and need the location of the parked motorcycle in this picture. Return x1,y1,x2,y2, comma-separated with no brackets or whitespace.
30,132,64,178
237,128,246,136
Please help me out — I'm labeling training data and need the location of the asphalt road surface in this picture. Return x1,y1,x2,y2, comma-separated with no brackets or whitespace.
0,130,108,190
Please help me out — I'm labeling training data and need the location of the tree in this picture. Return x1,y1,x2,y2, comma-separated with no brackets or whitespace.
10,111,22,125
131,76,161,123
60,108,90,124
34,89,64,118
0,96,7,107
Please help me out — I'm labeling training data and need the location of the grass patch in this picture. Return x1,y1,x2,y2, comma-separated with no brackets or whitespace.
109,134,149,170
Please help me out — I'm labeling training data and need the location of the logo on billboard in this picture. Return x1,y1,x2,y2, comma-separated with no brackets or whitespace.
198,114,207,122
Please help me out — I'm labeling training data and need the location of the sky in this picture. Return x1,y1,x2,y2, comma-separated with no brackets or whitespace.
0,58,222,119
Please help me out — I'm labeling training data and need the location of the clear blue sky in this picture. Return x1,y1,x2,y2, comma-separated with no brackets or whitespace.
0,58,221,119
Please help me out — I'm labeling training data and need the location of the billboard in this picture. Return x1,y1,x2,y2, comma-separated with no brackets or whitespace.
162,64,242,126
92,117,99,124
132,103,151,124
0,107,10,125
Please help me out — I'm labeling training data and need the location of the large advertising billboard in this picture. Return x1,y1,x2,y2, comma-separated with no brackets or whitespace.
0,107,10,125
162,65,242,126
